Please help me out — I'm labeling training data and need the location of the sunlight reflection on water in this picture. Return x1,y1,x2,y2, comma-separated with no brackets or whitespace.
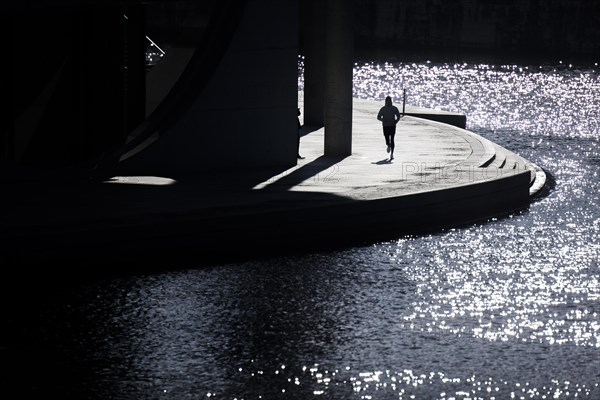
349,61,599,140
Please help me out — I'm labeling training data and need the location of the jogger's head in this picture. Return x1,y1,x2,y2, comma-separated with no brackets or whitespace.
385,96,392,105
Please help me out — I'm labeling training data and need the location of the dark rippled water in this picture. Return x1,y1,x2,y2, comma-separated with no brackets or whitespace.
4,60,599,399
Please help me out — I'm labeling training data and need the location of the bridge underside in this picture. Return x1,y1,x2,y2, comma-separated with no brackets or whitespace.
1,0,355,177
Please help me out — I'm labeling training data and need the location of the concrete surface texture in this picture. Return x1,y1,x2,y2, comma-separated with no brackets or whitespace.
1,97,544,270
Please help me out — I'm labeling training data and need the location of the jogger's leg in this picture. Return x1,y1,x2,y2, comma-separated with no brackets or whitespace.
384,127,393,153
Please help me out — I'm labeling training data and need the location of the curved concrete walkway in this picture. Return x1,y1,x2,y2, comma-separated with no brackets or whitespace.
268,97,539,201
1,98,543,270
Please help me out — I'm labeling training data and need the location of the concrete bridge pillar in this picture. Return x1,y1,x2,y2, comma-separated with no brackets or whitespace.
302,0,353,157
301,0,326,127
324,0,353,156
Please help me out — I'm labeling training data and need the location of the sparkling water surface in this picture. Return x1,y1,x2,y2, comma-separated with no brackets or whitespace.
6,60,599,399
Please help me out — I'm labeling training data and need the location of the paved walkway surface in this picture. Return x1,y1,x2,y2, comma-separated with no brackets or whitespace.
0,97,544,269
277,98,535,200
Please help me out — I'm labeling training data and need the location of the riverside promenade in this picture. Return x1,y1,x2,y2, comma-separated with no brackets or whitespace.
1,97,545,273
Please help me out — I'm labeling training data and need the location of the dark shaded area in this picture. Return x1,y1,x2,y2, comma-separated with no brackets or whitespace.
299,124,322,138
0,0,240,174
94,0,247,179
353,0,600,63
0,5,143,167
260,155,346,191
1,168,531,284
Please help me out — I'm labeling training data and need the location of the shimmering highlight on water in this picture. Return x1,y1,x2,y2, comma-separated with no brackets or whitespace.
350,61,599,140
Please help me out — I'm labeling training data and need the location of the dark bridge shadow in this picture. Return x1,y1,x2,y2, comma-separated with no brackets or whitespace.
259,155,346,192
299,124,322,138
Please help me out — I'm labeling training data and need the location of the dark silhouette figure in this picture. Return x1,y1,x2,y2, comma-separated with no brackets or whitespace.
297,108,305,159
377,96,401,160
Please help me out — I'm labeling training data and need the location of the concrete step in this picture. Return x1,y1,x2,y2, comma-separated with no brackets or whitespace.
503,156,518,170
488,152,507,169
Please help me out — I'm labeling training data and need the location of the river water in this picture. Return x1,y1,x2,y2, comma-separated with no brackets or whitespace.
4,60,599,399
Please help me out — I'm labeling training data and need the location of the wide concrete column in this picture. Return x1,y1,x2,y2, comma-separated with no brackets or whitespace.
324,0,353,157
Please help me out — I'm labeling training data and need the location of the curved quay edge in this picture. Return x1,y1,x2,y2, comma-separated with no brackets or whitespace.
528,162,548,197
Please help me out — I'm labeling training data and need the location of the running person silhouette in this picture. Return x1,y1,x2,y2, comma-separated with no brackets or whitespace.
377,96,402,160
